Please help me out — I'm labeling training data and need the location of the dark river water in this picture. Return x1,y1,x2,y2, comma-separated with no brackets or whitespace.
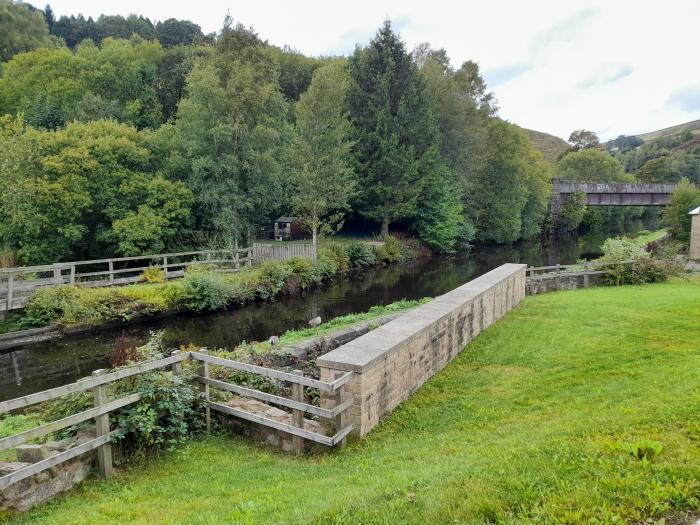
0,225,648,401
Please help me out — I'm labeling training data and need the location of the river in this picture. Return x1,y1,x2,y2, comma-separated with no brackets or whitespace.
0,224,649,401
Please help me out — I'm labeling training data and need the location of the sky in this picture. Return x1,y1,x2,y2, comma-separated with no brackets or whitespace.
30,0,700,141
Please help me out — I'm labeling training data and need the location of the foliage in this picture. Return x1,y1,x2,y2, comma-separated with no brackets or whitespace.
596,236,682,285
662,177,700,243
348,21,438,235
320,243,350,274
113,370,204,452
345,241,376,268
556,147,631,182
0,413,43,438
140,266,166,283
285,256,315,289
181,272,230,311
11,278,700,524
288,61,356,244
0,0,51,62
567,129,600,151
616,439,663,461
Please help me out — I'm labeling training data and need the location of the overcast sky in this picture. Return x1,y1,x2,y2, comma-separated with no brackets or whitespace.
30,0,700,140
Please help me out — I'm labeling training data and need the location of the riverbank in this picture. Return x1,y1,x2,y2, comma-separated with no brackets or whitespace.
5,276,699,524
0,237,419,338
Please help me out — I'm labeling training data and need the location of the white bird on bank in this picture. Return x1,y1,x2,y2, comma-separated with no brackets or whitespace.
268,335,279,347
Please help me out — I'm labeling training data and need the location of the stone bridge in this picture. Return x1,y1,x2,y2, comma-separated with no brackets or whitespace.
551,180,677,212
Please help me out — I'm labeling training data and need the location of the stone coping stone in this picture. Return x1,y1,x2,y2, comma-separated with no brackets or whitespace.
317,263,525,373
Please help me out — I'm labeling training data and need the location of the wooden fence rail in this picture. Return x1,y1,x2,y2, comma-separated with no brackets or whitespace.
526,259,639,278
0,349,351,491
0,243,316,313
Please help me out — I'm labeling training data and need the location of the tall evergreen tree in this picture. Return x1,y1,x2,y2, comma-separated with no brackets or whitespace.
43,3,54,31
348,21,437,235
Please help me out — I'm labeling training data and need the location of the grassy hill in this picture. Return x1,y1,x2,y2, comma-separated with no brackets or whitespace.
522,128,569,164
636,118,700,142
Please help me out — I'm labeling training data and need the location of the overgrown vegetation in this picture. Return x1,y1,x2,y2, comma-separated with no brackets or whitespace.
5,278,700,524
12,239,417,331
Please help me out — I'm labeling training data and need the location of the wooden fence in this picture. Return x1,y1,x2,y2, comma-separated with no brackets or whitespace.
252,243,317,264
0,248,256,313
526,259,639,278
0,350,352,491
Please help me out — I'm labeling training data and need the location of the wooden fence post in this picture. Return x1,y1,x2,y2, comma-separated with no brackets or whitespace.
6,272,14,311
69,265,76,285
91,369,113,478
291,370,305,454
170,350,182,375
247,248,253,267
53,264,60,284
163,256,169,279
198,349,211,434
108,261,114,284
583,262,590,288
334,372,347,448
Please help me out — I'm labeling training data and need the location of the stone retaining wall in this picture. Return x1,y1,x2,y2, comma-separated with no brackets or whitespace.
317,263,526,437
526,272,605,295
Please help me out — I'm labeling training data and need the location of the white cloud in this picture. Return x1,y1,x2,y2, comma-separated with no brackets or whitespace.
28,0,700,140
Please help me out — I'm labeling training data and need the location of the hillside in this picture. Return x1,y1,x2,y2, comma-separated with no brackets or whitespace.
636,118,700,142
523,128,569,164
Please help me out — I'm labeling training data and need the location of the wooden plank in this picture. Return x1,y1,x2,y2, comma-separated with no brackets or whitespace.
0,393,140,451
0,353,190,413
333,372,348,448
191,352,335,392
199,377,351,418
328,371,354,391
0,434,111,490
209,402,334,446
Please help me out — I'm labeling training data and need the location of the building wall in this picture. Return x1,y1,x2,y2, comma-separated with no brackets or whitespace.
691,214,700,261
317,264,526,437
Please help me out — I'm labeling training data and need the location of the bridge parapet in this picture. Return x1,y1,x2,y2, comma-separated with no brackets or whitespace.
552,179,676,208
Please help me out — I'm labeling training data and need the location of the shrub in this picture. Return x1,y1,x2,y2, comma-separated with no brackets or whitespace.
321,243,350,273
617,439,663,461
181,273,230,311
314,252,339,281
256,261,293,299
286,257,315,289
140,266,166,283
346,242,376,268
24,286,82,325
113,370,204,453
598,236,649,262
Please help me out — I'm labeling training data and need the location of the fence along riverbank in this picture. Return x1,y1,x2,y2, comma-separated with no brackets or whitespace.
0,244,317,313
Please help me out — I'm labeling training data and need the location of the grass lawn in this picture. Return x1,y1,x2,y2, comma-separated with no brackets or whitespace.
4,278,700,524
629,229,668,246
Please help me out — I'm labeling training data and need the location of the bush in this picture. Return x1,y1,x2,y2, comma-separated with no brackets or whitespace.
374,235,405,263
256,261,293,299
346,242,376,268
181,273,230,311
596,236,682,285
598,236,649,262
321,243,350,273
314,252,339,281
140,266,166,283
24,286,82,325
286,256,315,289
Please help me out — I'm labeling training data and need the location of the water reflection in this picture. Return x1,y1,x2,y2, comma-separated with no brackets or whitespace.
0,224,651,401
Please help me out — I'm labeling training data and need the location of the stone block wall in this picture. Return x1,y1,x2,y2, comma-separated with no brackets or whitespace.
317,263,526,437
526,272,604,295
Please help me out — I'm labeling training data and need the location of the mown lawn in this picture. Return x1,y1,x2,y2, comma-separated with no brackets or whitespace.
4,278,700,524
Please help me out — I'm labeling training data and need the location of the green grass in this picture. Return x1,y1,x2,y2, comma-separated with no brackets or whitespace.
4,278,700,524
629,229,667,247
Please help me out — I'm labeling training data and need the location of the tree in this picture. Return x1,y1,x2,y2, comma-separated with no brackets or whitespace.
288,62,356,246
348,21,438,235
43,3,54,32
163,23,289,245
568,129,600,151
155,18,203,47
556,148,631,182
662,178,700,243
0,0,51,61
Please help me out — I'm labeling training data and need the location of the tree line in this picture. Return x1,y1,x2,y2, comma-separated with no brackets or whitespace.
0,3,555,265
